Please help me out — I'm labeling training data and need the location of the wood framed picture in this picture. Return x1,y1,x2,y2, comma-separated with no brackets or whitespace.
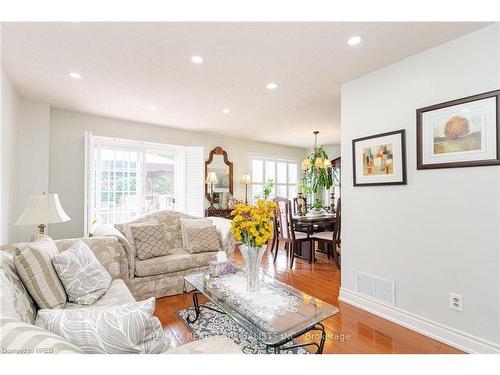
352,129,407,186
417,89,500,169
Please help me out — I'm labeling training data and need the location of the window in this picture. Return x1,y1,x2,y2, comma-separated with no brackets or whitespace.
250,155,298,202
84,132,204,232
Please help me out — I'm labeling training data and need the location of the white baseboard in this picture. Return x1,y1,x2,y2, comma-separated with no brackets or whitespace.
339,287,500,354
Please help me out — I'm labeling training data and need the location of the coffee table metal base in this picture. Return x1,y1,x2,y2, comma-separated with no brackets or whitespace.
186,291,326,354
186,292,224,323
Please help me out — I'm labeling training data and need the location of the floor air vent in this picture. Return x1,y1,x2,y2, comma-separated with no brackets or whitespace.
356,272,395,306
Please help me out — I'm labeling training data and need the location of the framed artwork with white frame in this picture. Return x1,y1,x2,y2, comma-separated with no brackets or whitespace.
417,89,500,169
352,129,407,186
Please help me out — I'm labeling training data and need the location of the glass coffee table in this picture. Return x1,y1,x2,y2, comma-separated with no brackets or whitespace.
184,270,339,353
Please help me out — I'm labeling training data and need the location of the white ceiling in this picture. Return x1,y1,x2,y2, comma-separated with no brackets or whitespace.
1,22,489,148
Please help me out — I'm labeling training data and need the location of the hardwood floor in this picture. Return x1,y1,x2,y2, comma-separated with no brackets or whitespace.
155,246,463,354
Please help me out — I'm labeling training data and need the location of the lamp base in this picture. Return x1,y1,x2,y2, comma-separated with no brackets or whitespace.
38,224,46,235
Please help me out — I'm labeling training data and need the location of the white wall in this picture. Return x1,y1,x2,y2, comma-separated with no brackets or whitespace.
0,63,21,244
340,24,500,351
49,109,306,239
14,99,50,242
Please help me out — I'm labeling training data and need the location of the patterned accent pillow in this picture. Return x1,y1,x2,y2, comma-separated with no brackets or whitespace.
186,225,222,253
180,218,213,249
130,223,169,260
0,317,82,354
52,241,112,305
14,236,67,309
35,297,171,354
0,251,36,324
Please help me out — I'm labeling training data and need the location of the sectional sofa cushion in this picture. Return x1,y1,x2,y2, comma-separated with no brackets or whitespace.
179,218,213,249
52,241,112,305
14,236,67,309
0,317,82,354
64,279,135,309
134,249,218,277
0,251,36,324
165,335,242,354
35,297,170,354
186,225,222,253
130,223,169,260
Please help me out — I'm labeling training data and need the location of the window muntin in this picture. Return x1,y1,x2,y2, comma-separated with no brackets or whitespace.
250,156,298,202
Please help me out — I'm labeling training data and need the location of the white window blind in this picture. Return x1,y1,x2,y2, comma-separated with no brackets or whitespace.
184,146,204,217
250,154,298,202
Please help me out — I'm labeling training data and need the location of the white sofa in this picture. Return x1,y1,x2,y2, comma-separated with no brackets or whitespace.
0,212,241,354
95,210,236,300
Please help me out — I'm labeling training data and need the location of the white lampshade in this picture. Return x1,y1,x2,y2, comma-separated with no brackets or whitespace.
240,174,252,184
301,159,311,170
15,193,70,226
205,171,219,184
314,157,324,168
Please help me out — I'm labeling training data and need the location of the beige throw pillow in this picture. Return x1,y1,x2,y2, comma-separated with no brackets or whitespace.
186,225,222,253
14,236,67,309
52,241,112,305
180,218,213,249
130,223,169,260
115,221,158,256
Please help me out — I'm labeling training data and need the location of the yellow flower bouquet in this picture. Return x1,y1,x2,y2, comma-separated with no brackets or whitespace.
230,199,277,292
231,199,277,247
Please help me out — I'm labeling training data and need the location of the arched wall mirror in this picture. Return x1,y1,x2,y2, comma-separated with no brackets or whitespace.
205,147,233,201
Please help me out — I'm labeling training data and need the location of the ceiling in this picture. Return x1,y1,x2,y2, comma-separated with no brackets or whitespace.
1,22,489,148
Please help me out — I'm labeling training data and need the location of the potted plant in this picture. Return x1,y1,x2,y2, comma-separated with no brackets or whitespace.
262,179,275,200
301,144,333,215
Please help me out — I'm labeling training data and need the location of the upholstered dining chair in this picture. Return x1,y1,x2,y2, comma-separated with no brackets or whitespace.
312,198,341,269
274,197,313,268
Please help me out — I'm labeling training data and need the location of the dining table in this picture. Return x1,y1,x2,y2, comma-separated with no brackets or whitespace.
292,213,336,260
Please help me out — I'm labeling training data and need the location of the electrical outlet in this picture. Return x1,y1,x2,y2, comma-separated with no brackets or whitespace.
449,293,463,312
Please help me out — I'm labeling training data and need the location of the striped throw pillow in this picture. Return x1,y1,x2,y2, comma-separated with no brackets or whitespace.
14,236,67,309
0,317,82,354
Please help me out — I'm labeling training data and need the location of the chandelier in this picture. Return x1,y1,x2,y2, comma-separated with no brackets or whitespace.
301,131,332,170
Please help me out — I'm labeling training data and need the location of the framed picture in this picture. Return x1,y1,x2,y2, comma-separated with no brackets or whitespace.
352,129,407,186
417,89,500,169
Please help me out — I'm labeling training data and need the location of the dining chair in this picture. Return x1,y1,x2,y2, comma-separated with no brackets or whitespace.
274,197,313,268
312,198,341,269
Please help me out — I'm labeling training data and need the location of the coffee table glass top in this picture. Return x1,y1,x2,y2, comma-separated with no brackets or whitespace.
184,270,339,345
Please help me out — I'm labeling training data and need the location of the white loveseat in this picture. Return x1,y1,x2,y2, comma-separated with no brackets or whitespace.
94,210,236,300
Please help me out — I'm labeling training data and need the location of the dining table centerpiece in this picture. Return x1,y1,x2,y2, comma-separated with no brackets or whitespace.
230,199,277,292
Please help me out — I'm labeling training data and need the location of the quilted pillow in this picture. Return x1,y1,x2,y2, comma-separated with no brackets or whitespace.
186,225,222,253
180,218,213,249
14,236,67,309
130,223,169,260
35,297,171,354
0,251,36,324
52,241,112,305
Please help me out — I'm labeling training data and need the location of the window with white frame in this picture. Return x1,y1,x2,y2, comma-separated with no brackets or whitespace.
250,155,298,202
84,132,204,232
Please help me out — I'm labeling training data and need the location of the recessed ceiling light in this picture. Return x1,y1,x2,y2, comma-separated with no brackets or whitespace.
222,108,230,114
149,105,158,111
191,55,204,64
266,82,278,90
347,36,362,46
69,72,83,79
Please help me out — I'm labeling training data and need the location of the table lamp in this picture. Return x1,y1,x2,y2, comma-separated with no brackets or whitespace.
240,174,252,204
205,172,219,209
15,193,71,237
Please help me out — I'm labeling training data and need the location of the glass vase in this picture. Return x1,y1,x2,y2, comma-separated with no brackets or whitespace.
239,244,267,292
